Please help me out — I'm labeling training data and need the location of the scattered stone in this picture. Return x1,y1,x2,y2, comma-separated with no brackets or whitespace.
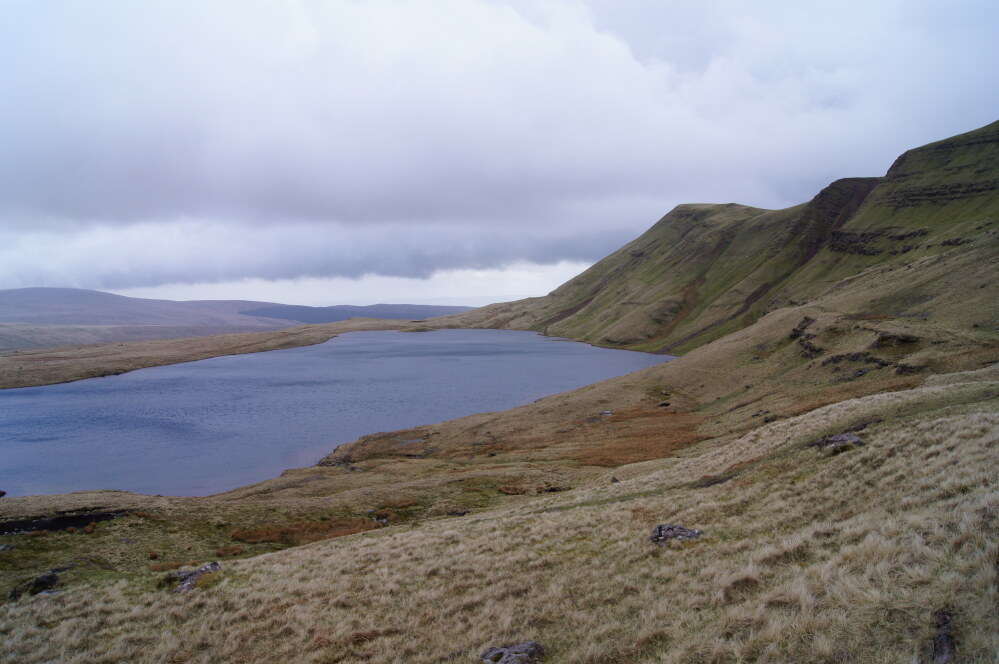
797,337,824,359
789,317,816,339
172,561,222,593
0,490,6,497
806,432,866,455
611,476,621,483
8,572,60,601
30,573,59,594
931,609,956,663
650,523,703,545
481,641,545,664
0,543,13,552
600,410,613,416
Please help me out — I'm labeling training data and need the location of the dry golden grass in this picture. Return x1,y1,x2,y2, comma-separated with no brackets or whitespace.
1,365,996,663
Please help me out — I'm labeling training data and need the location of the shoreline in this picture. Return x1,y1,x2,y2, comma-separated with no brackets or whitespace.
0,318,436,390
0,328,670,500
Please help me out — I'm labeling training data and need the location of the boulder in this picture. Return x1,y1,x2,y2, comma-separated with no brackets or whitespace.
481,641,545,663
807,432,865,455
650,523,702,545
172,561,222,593
8,572,59,601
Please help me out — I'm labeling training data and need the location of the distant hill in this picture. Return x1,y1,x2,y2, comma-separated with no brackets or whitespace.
0,288,285,327
0,288,472,349
239,303,473,324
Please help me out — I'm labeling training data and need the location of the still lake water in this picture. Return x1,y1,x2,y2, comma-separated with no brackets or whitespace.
0,330,668,497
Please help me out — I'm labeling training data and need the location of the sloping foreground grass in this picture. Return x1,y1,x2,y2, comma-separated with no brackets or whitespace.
2,365,996,663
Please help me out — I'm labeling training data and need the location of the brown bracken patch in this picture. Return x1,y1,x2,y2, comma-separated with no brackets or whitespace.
574,409,705,467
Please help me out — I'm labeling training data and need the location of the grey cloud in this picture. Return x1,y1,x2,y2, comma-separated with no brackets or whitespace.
1,0,997,290
0,219,633,290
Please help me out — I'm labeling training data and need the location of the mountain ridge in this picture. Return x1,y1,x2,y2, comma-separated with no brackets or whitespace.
447,120,999,353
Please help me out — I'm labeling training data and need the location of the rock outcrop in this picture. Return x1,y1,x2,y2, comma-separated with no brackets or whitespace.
650,523,703,545
481,641,545,663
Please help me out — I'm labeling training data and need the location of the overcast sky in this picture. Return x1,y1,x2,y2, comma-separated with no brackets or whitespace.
1,1,996,306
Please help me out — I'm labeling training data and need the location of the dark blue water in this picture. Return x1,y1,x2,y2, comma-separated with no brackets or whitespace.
0,330,668,497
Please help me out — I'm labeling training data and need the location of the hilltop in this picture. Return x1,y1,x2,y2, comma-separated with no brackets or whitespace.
1,122,997,663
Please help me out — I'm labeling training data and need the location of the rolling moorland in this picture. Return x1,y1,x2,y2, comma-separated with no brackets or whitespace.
1,121,997,663
0,287,471,351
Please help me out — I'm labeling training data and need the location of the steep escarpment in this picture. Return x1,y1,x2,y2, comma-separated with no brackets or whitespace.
451,180,876,353
450,120,999,353
786,120,999,301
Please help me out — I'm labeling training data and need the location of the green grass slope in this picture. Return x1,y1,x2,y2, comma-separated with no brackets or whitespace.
453,120,999,354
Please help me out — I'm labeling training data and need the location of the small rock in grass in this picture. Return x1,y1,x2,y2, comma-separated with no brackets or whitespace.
481,641,545,663
30,573,59,595
807,432,865,455
8,572,59,601
650,523,702,545
172,561,222,593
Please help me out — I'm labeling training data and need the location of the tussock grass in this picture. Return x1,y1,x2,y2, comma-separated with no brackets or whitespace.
2,367,996,663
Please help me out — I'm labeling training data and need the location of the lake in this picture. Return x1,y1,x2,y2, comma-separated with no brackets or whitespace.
0,330,669,497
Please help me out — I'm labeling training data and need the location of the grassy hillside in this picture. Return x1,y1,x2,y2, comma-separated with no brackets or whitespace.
450,120,999,354
1,122,997,663
0,288,291,327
